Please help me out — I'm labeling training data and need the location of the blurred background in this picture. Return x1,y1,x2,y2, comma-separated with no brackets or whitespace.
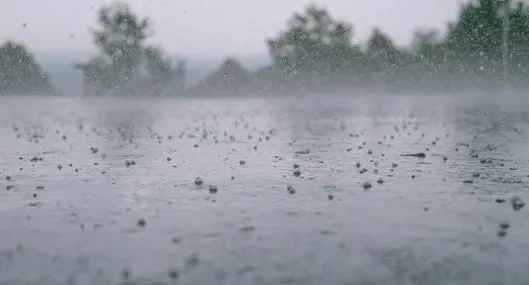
1,0,527,96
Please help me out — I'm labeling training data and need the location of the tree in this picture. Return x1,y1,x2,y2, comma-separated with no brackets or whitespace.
365,28,411,74
411,29,440,54
445,0,504,76
0,41,54,95
411,29,454,68
443,0,529,85
405,29,458,88
203,58,252,88
267,5,361,76
77,2,150,93
144,46,172,77
508,1,529,76
77,2,184,95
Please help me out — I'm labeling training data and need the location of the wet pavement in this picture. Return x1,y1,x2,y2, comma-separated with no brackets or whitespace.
0,94,528,285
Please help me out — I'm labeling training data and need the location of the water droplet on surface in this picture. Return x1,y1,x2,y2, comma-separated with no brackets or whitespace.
172,237,182,244
209,185,218,194
239,226,255,233
495,198,506,203
168,269,179,279
511,196,525,211
121,269,131,280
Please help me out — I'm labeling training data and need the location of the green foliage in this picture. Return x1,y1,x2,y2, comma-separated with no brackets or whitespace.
365,28,409,71
5,0,529,95
508,1,529,73
442,0,529,82
78,2,150,91
411,29,454,69
78,2,184,95
144,46,172,77
445,0,503,75
0,41,53,95
267,5,362,75
262,0,529,90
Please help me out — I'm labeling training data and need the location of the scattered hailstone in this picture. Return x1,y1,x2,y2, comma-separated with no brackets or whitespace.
208,185,218,194
511,196,525,211
194,177,204,186
286,184,296,194
295,149,310,155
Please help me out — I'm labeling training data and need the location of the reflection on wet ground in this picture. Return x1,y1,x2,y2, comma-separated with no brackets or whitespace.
0,94,528,285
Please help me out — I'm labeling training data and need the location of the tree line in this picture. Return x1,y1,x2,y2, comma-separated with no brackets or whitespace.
255,0,529,93
1,0,529,96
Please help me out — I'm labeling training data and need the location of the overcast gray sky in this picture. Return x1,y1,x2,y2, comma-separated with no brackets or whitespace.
0,0,463,55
